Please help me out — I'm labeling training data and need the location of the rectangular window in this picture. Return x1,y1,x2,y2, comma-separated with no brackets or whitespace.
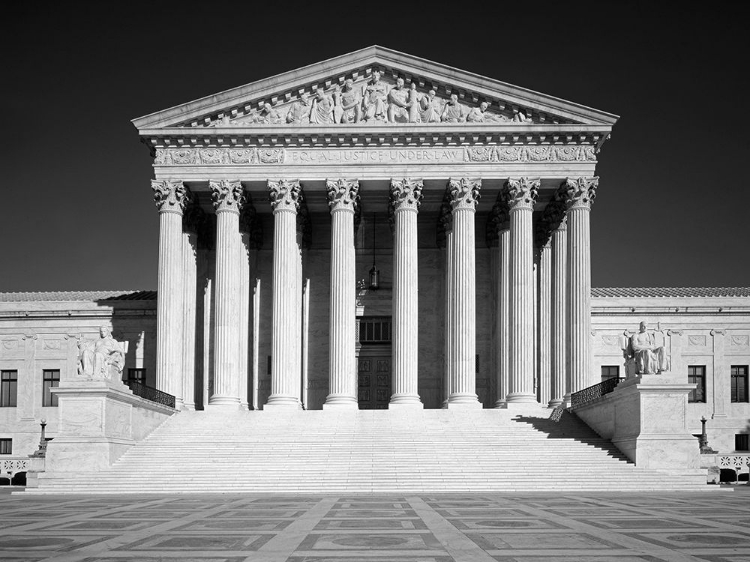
127,368,146,384
731,366,749,403
736,434,749,452
688,366,706,403
0,370,18,407
0,439,11,455
358,317,392,344
601,365,620,381
42,369,60,407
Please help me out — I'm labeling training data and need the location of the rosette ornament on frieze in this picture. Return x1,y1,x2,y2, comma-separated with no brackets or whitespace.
503,177,540,211
209,180,246,213
448,178,481,212
326,179,360,213
268,179,302,213
152,180,191,214
389,179,424,212
563,177,599,210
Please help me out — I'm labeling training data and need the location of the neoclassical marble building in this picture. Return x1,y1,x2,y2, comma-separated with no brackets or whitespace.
1,48,748,477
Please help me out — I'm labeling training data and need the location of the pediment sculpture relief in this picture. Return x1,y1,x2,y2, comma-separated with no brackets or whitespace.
205,72,541,127
77,325,127,381
622,321,670,375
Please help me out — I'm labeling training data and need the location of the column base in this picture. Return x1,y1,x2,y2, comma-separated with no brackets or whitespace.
562,393,572,408
446,401,482,410
447,393,482,409
548,398,563,408
323,400,358,410
175,398,185,410
389,395,423,409
181,402,195,411
494,400,507,409
205,403,243,411
208,396,241,407
505,392,538,404
264,395,302,410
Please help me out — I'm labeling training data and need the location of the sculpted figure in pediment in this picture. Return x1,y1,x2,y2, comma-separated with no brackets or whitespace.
258,103,282,124
388,78,414,123
418,89,442,123
361,70,389,122
441,94,466,123
309,87,335,124
286,95,311,125
334,79,361,123
467,101,490,123
513,109,532,123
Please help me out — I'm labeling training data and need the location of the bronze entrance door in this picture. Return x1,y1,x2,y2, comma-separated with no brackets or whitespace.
357,354,391,409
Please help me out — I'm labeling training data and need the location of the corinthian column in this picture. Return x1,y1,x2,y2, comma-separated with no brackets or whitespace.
505,178,539,404
238,202,256,410
545,194,568,407
447,178,482,408
494,207,511,408
565,177,598,395
324,179,359,409
437,193,452,407
536,239,552,406
266,179,303,409
181,204,204,410
389,178,423,408
152,180,190,402
209,179,245,407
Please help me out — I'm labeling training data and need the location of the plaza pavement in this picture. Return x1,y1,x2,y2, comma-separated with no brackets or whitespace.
0,488,748,561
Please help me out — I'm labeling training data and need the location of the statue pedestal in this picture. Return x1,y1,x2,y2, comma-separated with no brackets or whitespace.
573,374,703,477
45,380,174,474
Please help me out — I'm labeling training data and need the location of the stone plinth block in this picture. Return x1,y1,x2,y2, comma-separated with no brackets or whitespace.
44,381,174,473
573,376,704,477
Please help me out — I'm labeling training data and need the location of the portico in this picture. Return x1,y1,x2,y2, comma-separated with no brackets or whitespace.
135,46,617,411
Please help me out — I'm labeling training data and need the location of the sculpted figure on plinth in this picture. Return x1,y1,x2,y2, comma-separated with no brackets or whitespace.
78,326,126,380
628,321,670,374
334,79,361,124
361,71,389,122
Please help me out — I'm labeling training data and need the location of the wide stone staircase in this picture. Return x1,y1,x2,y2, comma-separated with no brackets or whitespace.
28,407,707,493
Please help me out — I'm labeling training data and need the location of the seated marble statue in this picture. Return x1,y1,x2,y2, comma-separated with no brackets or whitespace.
629,321,670,374
78,325,126,380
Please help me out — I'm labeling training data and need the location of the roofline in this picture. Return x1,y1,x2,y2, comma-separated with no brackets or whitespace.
132,46,619,130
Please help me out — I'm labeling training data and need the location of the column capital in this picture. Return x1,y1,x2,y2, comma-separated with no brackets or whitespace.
326,179,359,213
503,177,539,211
210,179,245,214
390,178,423,212
268,179,301,213
563,176,599,210
448,178,481,212
152,180,191,214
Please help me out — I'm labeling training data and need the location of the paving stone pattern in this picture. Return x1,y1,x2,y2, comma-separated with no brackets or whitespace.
0,491,748,561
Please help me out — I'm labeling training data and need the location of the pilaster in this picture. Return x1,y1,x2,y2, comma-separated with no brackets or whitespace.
389,178,423,408
324,179,359,409
710,329,727,418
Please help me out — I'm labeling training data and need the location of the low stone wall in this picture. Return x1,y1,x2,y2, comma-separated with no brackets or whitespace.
572,374,705,478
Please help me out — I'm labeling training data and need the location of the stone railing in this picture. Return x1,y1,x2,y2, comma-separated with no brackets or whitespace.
570,377,624,408
720,454,750,472
125,380,176,408
0,457,29,482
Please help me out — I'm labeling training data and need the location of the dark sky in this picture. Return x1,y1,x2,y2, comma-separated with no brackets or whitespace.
2,2,748,292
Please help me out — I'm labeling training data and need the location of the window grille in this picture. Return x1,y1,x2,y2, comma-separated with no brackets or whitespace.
357,317,392,344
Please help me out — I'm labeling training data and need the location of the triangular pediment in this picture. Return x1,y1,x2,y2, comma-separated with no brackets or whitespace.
132,46,617,132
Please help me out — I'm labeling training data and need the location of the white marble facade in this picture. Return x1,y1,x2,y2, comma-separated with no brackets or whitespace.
1,47,748,461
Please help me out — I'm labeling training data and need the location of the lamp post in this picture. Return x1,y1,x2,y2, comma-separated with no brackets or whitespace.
31,418,47,458
699,416,717,454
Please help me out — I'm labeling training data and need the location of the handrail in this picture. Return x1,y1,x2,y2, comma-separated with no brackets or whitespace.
570,377,624,408
124,380,176,409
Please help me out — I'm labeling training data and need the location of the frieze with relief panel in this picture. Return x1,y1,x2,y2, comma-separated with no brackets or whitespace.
155,145,596,166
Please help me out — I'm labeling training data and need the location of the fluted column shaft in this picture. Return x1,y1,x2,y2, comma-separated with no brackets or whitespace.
448,178,481,408
324,179,359,409
181,228,198,410
551,221,567,406
152,180,189,401
443,229,453,406
505,178,539,403
537,243,552,406
565,177,598,395
495,227,510,407
390,179,423,408
209,180,245,406
267,180,302,409
238,231,251,409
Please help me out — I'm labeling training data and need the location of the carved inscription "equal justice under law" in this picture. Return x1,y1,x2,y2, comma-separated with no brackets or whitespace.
288,148,463,164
